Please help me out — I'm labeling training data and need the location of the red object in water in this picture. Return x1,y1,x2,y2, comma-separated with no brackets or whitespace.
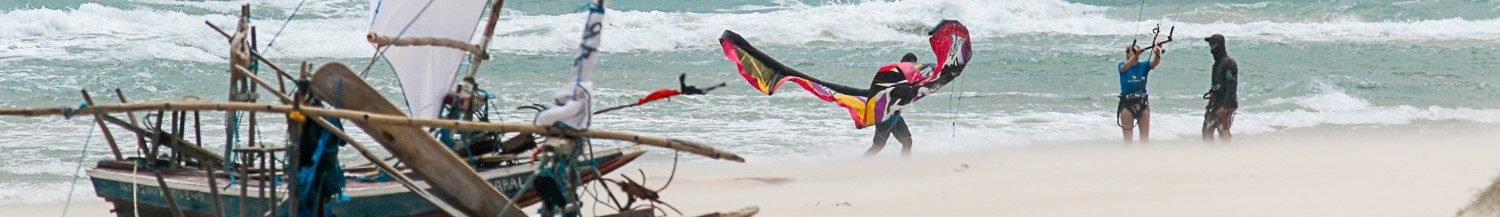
637,89,682,105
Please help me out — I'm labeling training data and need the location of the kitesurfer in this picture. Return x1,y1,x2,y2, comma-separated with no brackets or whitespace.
1117,40,1165,144
1201,34,1238,143
719,20,971,157
863,53,921,157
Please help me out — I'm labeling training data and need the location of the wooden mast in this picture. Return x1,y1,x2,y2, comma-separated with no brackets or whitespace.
462,0,508,80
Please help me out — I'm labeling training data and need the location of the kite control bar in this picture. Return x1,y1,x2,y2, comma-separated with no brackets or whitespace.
1141,26,1174,53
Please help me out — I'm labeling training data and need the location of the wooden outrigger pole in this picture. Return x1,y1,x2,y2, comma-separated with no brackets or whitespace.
0,101,745,162
10,99,744,163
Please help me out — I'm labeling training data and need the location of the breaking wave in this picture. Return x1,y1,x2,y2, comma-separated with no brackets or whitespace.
3,0,1500,62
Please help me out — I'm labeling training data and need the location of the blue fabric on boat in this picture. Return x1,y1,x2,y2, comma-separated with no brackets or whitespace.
293,109,346,217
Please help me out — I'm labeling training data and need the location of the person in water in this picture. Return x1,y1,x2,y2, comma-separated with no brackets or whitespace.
1118,40,1165,144
1201,34,1238,142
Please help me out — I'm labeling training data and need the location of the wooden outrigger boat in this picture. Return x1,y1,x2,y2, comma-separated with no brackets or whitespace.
0,0,756,216
87,147,642,217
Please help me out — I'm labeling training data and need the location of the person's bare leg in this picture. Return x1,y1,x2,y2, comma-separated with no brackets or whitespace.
1217,108,1233,142
1139,108,1151,144
1202,110,1217,143
1119,108,1135,144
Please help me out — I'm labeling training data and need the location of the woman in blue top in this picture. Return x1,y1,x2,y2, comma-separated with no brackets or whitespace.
1118,41,1163,144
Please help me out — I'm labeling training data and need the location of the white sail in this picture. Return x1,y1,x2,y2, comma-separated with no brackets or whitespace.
368,0,487,118
533,0,605,129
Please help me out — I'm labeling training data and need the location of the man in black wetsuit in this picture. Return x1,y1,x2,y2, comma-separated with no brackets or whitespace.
865,53,922,157
1202,34,1238,142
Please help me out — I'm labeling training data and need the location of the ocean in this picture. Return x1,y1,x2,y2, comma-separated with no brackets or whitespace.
1,0,1498,205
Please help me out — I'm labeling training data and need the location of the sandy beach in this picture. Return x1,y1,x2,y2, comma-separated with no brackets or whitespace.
644,124,1500,217
2,197,112,217
12,124,1499,217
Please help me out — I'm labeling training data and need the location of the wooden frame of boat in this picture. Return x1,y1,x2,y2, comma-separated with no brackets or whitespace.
0,2,757,217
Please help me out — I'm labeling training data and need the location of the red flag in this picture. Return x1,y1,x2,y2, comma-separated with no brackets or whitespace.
638,89,682,105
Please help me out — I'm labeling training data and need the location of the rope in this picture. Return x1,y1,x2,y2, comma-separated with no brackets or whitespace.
131,159,139,217
61,118,98,217
131,132,140,217
949,69,965,138
263,0,309,54
223,111,240,190
1133,0,1148,43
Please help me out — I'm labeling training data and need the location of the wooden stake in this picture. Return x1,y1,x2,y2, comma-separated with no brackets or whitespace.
81,89,124,160
205,21,297,83
114,89,148,158
205,163,226,217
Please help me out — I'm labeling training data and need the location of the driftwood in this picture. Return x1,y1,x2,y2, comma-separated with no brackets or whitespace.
0,101,745,162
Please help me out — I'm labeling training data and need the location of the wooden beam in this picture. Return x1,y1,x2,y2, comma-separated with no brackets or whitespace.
81,89,124,160
97,114,232,166
309,63,516,217
0,101,745,162
114,89,149,158
366,34,486,59
205,21,298,84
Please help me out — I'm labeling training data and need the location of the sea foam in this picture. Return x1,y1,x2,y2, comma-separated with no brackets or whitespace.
3,0,1500,62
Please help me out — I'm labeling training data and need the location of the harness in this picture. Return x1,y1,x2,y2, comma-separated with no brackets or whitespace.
1202,84,1224,109
1116,92,1150,128
1201,84,1235,129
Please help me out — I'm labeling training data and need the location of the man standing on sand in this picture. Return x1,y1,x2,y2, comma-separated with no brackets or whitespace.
1202,34,1238,142
719,20,971,157
1118,40,1164,144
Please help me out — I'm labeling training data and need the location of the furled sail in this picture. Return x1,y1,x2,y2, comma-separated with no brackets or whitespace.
533,0,605,130
368,0,487,118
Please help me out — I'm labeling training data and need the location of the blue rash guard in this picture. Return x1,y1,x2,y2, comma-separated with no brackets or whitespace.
1118,60,1152,95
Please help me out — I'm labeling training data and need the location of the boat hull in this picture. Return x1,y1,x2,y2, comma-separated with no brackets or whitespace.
90,147,643,217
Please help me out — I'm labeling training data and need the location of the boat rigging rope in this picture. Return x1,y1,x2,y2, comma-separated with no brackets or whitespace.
61,111,99,217
263,0,309,55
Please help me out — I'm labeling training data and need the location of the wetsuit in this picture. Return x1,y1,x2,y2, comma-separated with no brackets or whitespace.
847,53,924,156
1202,34,1238,140
1118,60,1153,122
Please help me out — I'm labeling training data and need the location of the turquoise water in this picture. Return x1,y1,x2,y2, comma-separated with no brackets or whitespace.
1,0,1499,205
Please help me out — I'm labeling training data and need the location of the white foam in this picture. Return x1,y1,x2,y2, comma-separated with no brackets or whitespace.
1265,80,1373,112
4,0,1500,62
0,3,371,62
486,0,1500,52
